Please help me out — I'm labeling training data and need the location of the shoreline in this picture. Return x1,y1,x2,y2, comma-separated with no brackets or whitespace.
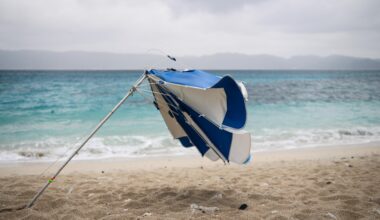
0,142,379,177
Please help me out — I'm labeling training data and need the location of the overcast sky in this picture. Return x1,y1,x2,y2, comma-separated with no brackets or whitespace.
0,0,379,58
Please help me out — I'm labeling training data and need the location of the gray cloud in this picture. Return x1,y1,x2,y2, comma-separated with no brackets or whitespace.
0,0,379,58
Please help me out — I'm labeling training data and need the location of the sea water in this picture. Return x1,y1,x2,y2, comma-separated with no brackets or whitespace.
1,70,380,161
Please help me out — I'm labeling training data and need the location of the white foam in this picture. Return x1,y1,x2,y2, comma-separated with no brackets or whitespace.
0,135,197,162
1,126,380,162
251,126,380,152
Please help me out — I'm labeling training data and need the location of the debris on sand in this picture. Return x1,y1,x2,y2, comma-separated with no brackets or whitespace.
67,186,74,195
344,163,353,167
210,193,223,200
124,198,132,203
88,193,94,197
142,212,152,217
239,203,248,210
137,212,152,219
374,208,380,215
190,204,219,214
326,212,337,220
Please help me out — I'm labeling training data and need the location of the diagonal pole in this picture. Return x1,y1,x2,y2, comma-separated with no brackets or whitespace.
27,72,147,208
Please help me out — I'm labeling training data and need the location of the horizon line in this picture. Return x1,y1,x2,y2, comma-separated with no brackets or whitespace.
1,49,379,60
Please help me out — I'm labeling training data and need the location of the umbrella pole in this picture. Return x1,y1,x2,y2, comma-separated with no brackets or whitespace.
27,72,147,208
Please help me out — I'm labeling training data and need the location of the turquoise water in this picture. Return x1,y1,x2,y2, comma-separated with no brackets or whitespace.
1,70,380,161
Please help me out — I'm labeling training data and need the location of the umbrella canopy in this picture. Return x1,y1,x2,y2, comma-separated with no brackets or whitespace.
147,69,251,164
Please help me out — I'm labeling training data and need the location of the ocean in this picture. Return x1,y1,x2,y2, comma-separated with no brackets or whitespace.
1,70,380,162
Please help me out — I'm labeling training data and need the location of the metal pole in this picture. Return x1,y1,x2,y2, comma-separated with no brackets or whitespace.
27,72,147,208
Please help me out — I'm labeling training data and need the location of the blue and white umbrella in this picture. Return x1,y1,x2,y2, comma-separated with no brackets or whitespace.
147,69,251,164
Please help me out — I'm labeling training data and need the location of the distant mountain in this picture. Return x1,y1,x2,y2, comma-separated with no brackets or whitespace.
1,50,380,70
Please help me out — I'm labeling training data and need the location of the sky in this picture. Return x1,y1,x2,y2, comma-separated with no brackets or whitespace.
0,0,379,58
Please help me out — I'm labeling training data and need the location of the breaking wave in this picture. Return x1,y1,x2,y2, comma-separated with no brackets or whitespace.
0,135,195,162
1,127,380,162
252,127,380,152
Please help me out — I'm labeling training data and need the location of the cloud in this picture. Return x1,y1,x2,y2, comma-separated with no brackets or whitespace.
0,0,379,58
164,0,263,14
255,0,380,33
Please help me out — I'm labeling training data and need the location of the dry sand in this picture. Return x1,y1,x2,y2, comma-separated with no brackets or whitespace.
0,144,380,219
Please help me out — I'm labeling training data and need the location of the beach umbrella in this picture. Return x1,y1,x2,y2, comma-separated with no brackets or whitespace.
25,60,251,209
146,69,251,164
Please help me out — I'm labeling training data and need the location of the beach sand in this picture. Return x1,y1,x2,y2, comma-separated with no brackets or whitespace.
0,144,380,219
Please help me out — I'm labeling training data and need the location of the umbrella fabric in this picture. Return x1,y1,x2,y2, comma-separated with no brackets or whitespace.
147,69,251,164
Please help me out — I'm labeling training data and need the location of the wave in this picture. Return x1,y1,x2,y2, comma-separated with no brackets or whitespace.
252,127,380,151
0,135,195,162
1,127,380,162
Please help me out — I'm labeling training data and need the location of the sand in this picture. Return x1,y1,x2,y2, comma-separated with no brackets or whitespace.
0,144,380,219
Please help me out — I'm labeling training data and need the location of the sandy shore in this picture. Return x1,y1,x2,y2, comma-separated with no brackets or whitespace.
0,144,380,219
